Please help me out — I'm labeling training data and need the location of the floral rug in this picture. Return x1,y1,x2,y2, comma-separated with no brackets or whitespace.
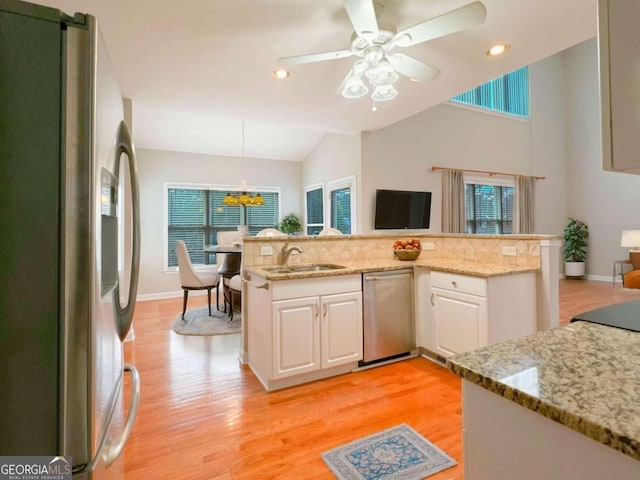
171,307,240,336
321,424,456,480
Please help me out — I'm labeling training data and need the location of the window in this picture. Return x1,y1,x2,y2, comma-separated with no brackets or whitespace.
451,66,529,118
328,176,356,235
166,185,279,267
464,176,514,234
305,184,324,235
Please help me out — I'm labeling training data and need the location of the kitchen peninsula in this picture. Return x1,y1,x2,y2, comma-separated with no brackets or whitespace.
447,321,640,479
239,233,561,390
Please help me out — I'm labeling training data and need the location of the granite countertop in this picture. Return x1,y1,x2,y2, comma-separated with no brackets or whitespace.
447,321,640,461
245,258,539,281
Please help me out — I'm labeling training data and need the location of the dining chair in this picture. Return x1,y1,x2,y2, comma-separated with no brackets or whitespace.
227,228,285,320
257,228,285,237
318,227,343,236
176,240,220,319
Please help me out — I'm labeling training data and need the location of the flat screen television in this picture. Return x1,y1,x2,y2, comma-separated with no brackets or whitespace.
374,189,432,230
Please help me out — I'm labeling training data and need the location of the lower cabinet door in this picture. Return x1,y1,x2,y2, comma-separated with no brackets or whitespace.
320,292,363,369
432,287,487,357
272,297,320,379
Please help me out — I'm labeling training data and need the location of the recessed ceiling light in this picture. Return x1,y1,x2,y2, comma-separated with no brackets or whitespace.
486,43,511,58
408,76,418,82
272,68,291,80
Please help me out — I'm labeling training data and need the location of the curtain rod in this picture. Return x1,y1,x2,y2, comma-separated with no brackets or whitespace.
431,166,545,180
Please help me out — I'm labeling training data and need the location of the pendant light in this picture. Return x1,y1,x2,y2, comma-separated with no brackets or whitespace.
222,121,265,207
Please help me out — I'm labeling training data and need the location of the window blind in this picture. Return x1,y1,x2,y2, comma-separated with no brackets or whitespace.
306,187,324,235
168,187,279,267
451,66,529,118
465,184,513,234
330,187,351,234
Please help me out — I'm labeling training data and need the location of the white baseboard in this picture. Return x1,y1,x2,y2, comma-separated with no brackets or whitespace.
136,289,210,302
560,273,620,284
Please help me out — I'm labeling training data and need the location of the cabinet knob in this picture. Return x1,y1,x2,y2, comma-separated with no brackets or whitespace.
451,281,457,288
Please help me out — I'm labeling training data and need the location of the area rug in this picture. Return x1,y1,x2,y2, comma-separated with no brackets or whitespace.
322,424,456,480
171,307,241,336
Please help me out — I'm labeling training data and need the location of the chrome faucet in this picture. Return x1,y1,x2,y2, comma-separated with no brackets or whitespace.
281,242,303,268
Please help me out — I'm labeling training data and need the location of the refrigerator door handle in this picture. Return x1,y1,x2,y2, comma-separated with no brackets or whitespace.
112,121,141,341
104,363,141,467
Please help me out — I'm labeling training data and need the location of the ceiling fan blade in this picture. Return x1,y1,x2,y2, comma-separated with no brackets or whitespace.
279,50,354,66
388,53,439,83
394,1,487,47
344,0,379,36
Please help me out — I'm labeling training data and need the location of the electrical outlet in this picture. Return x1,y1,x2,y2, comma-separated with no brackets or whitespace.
260,246,273,256
423,242,435,251
502,246,517,256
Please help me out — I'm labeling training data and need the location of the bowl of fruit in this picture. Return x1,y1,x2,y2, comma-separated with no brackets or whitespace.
393,238,422,260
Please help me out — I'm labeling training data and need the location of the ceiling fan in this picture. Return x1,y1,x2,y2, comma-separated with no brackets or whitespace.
278,0,486,105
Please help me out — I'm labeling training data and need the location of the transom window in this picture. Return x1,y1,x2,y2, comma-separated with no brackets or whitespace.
166,185,279,267
451,66,529,118
464,176,514,234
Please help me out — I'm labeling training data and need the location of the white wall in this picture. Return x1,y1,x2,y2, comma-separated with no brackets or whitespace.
529,54,569,235
302,132,362,230
563,39,640,278
360,72,568,235
136,148,301,296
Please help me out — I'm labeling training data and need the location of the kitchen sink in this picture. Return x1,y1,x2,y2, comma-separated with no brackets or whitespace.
262,267,293,274
289,264,345,272
262,264,345,274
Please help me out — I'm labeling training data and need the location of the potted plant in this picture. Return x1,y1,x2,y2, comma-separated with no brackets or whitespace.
279,213,302,235
563,217,589,278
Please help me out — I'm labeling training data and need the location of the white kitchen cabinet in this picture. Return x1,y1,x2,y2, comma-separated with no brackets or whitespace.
432,286,488,357
272,296,319,379
598,0,640,174
246,274,362,391
426,271,536,358
462,381,640,480
272,291,363,379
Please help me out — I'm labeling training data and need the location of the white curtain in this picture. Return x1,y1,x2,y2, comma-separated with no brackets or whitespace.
441,169,465,233
517,175,535,234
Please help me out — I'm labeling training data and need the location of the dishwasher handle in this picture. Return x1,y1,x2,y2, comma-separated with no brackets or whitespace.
364,273,411,282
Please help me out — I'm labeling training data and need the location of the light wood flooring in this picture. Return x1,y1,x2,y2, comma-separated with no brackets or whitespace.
122,279,640,479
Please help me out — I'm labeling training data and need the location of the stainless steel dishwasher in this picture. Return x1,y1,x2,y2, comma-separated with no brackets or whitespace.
361,269,415,366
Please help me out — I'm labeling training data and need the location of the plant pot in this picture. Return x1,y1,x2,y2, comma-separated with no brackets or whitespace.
564,261,586,279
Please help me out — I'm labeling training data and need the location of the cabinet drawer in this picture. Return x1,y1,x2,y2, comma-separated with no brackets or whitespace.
431,271,486,297
271,274,361,301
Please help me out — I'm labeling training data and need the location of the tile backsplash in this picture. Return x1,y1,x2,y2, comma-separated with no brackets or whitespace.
241,234,548,269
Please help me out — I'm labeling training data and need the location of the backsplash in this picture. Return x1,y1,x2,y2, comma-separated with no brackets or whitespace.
241,234,550,269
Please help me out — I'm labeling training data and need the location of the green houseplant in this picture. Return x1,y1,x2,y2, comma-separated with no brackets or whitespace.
279,213,302,235
563,217,589,278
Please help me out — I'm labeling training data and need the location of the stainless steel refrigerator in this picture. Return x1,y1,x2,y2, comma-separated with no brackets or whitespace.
0,0,141,478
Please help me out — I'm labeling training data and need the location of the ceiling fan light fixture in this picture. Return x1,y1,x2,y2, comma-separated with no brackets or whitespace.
353,59,368,75
486,43,511,58
342,74,369,98
365,60,399,86
363,45,385,66
371,84,398,102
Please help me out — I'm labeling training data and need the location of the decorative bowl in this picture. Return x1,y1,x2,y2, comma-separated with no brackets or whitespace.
394,248,422,261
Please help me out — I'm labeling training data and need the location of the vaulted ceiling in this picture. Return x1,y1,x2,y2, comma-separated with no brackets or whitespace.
40,0,597,160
